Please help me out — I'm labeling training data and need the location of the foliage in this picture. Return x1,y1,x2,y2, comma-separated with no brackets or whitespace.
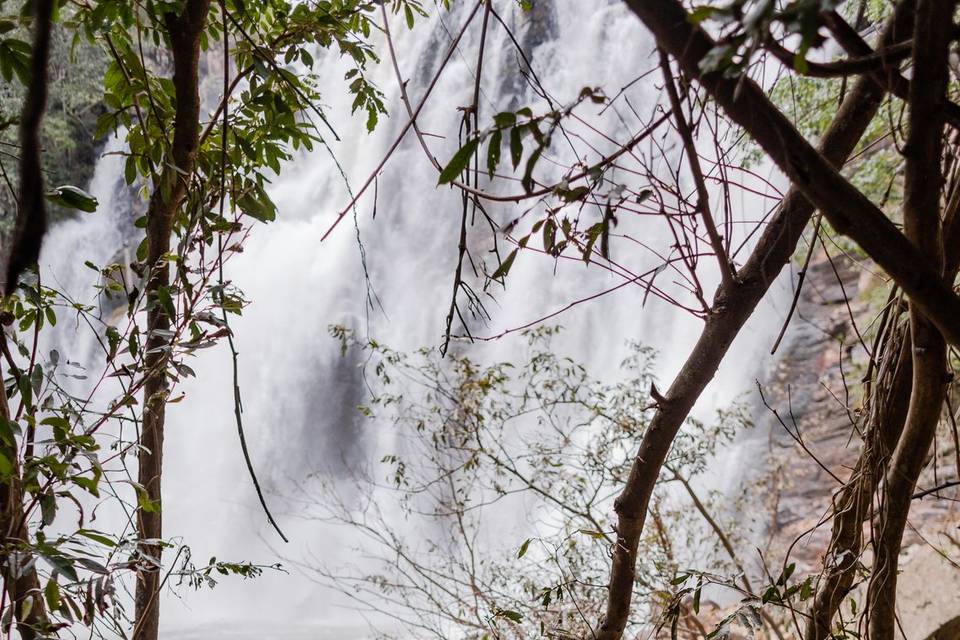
0,0,430,635
313,326,761,638
0,22,108,227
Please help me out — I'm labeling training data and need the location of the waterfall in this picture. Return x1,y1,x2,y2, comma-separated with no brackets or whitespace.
38,1,791,636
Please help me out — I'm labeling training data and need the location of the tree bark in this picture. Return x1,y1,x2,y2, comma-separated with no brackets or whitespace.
5,0,53,293
1,1,55,636
805,314,912,640
0,388,49,639
866,3,954,638
594,5,910,634
133,3,210,639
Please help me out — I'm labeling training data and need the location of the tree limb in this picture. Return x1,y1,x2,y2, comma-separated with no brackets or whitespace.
866,3,955,637
621,0,960,349
592,3,909,633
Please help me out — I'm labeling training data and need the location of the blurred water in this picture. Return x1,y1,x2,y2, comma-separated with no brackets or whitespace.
38,1,792,636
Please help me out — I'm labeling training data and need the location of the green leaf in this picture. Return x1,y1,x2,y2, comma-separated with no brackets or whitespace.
556,185,590,202
0,418,21,446
776,562,796,586
497,610,523,623
542,217,556,254
40,493,56,526
521,147,542,193
490,249,517,280
516,538,531,558
44,579,60,612
493,111,516,128
0,451,12,477
688,6,716,24
438,137,479,184
45,186,99,213
77,529,116,548
487,130,502,179
44,554,78,582
237,189,277,223
510,127,523,169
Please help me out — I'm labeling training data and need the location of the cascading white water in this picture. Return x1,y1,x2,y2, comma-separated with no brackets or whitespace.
38,2,793,636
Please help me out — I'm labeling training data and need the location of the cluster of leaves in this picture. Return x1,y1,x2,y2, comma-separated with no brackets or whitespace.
665,562,814,639
0,275,132,635
438,87,657,285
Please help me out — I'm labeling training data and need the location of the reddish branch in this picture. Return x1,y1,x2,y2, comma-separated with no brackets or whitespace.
622,0,960,349
133,2,211,639
657,51,734,289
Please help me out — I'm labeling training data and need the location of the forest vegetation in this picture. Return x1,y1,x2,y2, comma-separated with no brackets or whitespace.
0,0,958,639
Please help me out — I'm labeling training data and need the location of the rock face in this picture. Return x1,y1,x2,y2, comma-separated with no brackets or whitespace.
746,252,960,637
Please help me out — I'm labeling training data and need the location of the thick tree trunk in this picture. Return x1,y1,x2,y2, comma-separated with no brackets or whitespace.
867,3,954,638
593,5,910,635
133,3,210,639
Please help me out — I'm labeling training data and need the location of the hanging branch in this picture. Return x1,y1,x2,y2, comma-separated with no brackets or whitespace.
216,0,288,543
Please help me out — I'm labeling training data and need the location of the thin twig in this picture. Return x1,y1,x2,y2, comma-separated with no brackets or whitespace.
218,2,288,543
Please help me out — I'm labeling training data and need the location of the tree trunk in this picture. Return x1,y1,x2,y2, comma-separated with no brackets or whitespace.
1,0,56,636
805,314,912,639
133,3,210,639
593,6,910,634
0,392,48,639
867,3,954,637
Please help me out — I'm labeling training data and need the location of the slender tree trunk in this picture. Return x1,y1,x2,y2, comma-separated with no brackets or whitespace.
0,386,48,639
866,3,954,637
5,0,53,292
0,0,55,636
133,3,210,639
